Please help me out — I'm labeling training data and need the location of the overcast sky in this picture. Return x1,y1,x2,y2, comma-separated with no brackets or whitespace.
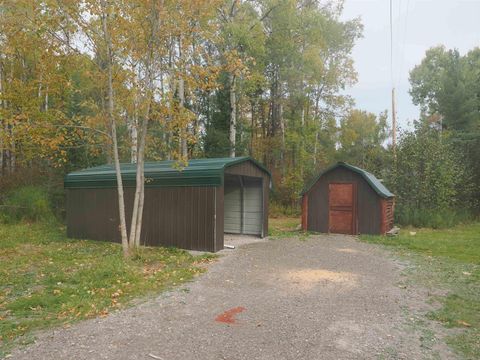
341,0,480,131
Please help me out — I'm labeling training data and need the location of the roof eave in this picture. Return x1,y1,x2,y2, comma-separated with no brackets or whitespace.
301,162,395,198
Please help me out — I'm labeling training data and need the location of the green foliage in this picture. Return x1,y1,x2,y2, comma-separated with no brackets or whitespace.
0,222,215,356
274,172,304,208
360,223,480,358
395,207,474,229
268,216,301,238
0,186,54,224
337,109,389,172
269,201,301,218
386,124,475,227
409,46,480,213
410,46,480,133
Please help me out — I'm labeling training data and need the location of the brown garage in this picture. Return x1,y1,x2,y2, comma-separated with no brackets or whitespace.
64,157,271,252
301,162,394,235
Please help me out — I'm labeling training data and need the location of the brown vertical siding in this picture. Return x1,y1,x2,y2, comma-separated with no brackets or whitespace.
215,186,224,251
66,158,270,252
380,198,395,234
380,199,387,235
67,186,217,252
385,198,395,232
301,195,308,230
306,167,382,235
225,161,270,237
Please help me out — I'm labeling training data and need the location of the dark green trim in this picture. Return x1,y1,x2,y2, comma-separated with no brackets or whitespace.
64,157,270,189
301,162,394,198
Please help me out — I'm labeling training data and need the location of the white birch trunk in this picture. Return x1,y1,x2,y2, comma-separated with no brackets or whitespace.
130,0,162,248
129,117,138,163
177,35,188,158
10,126,15,173
280,103,285,160
129,66,139,164
45,84,49,112
134,108,149,247
179,76,187,158
100,0,129,256
229,73,236,158
0,60,3,176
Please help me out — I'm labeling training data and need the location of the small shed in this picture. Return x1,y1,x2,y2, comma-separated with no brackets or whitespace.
301,162,394,235
64,157,271,252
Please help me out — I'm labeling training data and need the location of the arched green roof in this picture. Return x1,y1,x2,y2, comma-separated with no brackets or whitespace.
301,162,394,198
64,157,270,189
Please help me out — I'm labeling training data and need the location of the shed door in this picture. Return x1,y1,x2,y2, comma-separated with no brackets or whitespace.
243,178,263,236
224,180,242,234
328,183,356,235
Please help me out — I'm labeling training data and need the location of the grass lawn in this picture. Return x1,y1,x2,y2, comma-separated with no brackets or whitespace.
361,223,480,359
0,222,215,356
268,217,301,238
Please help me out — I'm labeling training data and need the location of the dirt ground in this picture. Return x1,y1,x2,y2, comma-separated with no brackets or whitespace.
7,234,456,360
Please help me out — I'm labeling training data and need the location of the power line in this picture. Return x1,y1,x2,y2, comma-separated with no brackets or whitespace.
390,0,394,87
398,0,410,87
390,0,397,158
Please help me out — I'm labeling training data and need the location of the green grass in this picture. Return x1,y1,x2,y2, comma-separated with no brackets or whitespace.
268,217,301,238
268,217,316,242
0,222,215,356
361,223,480,359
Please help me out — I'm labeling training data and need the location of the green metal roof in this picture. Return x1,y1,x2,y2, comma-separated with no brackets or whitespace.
64,157,270,189
301,162,394,198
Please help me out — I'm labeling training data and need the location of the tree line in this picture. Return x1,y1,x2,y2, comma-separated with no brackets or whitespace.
0,1,478,247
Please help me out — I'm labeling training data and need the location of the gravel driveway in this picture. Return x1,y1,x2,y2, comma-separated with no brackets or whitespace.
9,235,455,360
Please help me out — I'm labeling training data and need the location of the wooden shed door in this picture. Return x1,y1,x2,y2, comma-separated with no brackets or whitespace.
328,183,356,235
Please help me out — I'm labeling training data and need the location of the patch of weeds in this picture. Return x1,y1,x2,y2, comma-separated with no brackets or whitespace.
268,217,318,241
0,222,214,357
360,223,480,359
377,346,398,360
268,217,300,238
298,231,317,241
447,329,480,360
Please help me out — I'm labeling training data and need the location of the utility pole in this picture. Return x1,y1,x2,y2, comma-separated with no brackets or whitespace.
389,0,397,162
391,87,397,159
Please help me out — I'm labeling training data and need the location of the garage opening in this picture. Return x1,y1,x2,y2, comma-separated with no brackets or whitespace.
224,174,263,236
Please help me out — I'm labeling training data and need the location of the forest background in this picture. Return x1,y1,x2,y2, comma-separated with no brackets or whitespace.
0,0,478,230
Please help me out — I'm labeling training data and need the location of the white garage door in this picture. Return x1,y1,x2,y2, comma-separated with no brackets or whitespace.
224,180,242,234
243,179,263,235
224,176,263,236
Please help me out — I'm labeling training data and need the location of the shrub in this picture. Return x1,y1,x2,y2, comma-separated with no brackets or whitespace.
395,206,474,229
269,201,301,218
385,124,477,228
1,186,54,223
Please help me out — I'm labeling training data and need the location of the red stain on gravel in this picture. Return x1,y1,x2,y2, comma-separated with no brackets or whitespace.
215,307,246,324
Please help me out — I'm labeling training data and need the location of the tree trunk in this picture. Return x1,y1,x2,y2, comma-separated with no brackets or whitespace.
130,0,161,248
250,100,255,156
178,36,188,159
0,60,3,176
129,115,138,163
100,0,129,256
279,102,285,176
229,73,236,157
9,125,15,173
134,109,148,247
178,76,187,158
